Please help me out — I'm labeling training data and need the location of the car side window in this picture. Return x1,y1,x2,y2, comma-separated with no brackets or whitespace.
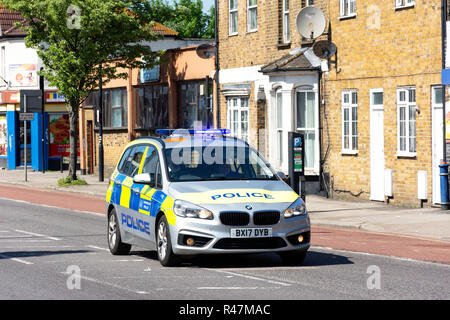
122,145,146,177
141,145,162,188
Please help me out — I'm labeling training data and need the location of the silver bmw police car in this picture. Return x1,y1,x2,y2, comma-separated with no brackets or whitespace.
106,129,310,266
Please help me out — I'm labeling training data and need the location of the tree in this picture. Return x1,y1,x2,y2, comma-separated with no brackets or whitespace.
135,0,215,39
1,0,164,181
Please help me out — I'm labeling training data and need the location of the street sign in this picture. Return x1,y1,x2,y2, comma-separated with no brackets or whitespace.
19,113,34,121
20,90,42,113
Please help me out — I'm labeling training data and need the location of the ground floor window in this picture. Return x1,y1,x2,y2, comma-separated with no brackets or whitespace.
341,90,358,153
227,97,249,142
136,84,169,130
179,79,213,129
397,87,416,155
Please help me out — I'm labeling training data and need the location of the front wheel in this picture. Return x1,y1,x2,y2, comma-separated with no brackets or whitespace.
156,215,179,267
107,209,131,255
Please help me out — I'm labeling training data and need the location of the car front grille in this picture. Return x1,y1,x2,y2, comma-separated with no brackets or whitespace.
219,212,250,226
253,211,281,225
213,237,287,250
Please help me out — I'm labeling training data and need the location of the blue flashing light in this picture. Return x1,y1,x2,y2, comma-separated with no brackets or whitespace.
156,129,230,136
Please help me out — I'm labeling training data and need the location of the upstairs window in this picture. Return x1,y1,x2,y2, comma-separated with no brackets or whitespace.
340,0,356,18
283,0,290,43
229,0,238,35
247,0,257,32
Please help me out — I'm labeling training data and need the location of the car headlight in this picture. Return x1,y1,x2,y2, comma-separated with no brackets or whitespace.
283,198,307,218
173,200,213,220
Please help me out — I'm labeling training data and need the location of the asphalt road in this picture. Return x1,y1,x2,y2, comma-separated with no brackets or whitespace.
0,197,449,300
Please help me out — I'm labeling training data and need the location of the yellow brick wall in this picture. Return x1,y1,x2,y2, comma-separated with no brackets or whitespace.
324,0,442,206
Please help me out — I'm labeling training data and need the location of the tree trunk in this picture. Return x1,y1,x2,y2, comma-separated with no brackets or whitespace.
68,100,79,181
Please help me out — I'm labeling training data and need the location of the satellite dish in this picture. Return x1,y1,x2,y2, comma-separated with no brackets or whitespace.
296,6,326,40
312,40,337,59
196,44,216,59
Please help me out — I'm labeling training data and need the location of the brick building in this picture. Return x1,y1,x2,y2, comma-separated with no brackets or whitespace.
79,34,215,176
217,0,328,194
218,0,447,206
323,0,444,207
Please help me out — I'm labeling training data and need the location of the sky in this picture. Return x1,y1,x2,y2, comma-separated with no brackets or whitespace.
169,0,214,13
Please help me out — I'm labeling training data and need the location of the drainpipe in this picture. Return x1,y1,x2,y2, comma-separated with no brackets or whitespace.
214,0,220,128
441,0,449,210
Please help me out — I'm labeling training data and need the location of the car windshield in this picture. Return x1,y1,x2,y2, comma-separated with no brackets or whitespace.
164,146,277,182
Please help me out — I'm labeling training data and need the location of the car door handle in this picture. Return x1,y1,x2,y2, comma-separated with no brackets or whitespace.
132,188,140,194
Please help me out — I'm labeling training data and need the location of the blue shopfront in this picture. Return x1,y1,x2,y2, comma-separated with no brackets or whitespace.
0,91,69,171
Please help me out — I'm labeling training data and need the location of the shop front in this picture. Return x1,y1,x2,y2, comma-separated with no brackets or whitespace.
0,90,76,171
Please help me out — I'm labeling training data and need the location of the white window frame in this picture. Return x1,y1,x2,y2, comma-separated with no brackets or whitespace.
282,0,290,43
397,87,417,157
341,90,358,154
228,97,249,142
247,0,257,32
395,0,415,9
295,86,319,174
229,0,238,36
340,0,356,18
275,88,283,167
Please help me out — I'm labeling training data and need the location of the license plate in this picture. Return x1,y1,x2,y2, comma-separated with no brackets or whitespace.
230,228,272,238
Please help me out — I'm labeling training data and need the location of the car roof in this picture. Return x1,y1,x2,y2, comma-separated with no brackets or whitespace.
131,134,250,150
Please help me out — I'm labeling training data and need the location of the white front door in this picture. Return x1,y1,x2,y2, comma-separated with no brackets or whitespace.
432,86,444,204
370,89,385,201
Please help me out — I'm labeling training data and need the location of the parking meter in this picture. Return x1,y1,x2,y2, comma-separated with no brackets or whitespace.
288,132,306,202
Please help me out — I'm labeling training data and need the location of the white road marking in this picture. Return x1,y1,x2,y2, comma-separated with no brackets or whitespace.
60,272,149,295
197,286,261,290
0,253,34,265
14,229,61,241
204,268,292,287
87,245,110,252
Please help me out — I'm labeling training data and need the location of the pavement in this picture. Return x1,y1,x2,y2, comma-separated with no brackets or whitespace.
1,168,450,242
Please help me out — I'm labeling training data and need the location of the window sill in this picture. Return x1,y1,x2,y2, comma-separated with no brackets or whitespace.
94,127,128,133
277,42,291,50
339,14,356,21
395,4,415,11
247,29,258,34
228,32,238,37
396,153,417,158
341,150,358,155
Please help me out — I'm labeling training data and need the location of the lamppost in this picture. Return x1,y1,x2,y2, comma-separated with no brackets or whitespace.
98,65,104,182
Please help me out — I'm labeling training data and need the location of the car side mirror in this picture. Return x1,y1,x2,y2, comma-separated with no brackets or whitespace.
133,173,155,186
277,171,286,180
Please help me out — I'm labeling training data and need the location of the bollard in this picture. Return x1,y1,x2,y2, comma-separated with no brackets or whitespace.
439,163,450,210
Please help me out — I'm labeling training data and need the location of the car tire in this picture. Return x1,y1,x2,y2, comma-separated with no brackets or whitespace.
156,215,179,267
279,250,308,266
107,209,131,255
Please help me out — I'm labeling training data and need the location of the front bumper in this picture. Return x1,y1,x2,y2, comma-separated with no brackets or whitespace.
169,213,311,255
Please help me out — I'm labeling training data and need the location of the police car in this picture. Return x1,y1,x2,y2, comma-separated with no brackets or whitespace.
106,129,310,266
